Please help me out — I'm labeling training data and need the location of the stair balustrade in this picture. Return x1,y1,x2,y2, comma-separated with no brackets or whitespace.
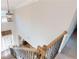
11,31,67,59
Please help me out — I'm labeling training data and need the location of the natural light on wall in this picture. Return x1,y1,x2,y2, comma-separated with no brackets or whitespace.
1,10,8,23
1,17,8,23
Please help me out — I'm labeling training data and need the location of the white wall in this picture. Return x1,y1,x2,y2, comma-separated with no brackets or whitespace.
15,0,76,48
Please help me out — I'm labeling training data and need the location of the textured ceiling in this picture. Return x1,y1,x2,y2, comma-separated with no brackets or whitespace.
1,0,38,11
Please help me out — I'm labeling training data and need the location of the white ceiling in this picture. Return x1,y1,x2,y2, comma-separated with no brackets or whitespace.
1,0,38,11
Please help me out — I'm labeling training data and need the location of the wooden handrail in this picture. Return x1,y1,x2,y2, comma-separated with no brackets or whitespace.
14,47,37,53
47,31,67,49
1,30,12,36
37,31,67,59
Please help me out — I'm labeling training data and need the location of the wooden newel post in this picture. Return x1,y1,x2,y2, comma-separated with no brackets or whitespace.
37,45,47,59
37,31,67,59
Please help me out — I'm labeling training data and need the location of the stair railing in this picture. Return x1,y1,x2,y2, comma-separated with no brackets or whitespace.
37,31,67,59
13,47,38,59
11,31,67,59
